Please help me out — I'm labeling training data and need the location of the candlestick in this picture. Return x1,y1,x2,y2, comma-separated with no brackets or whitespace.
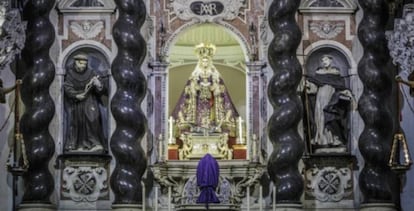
259,140,263,163
158,134,163,162
168,186,172,211
141,181,146,211
154,186,158,211
247,186,250,211
273,186,276,211
259,185,263,211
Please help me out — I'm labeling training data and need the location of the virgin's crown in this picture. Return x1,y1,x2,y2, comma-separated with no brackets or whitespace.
195,43,216,59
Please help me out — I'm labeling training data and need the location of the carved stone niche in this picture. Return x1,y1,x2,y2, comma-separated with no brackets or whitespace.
55,154,112,210
303,155,357,209
0,6,26,71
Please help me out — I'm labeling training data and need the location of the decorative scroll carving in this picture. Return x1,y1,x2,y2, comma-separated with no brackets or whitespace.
178,133,232,160
306,167,352,202
170,0,247,22
310,21,345,39
151,161,264,205
62,166,108,202
181,176,232,204
0,6,26,70
387,5,414,74
70,20,103,40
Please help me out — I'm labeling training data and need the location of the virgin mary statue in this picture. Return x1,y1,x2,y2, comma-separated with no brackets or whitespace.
171,43,239,138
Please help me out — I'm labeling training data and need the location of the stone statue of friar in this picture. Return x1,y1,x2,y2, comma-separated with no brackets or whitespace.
63,53,107,153
305,55,356,153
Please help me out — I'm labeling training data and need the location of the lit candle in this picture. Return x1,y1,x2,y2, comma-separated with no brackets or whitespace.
238,117,243,144
246,134,250,160
168,116,173,144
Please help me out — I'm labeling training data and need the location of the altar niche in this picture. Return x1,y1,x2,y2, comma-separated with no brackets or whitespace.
167,43,247,160
149,22,266,210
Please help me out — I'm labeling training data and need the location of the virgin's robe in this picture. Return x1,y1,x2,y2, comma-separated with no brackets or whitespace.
171,63,239,137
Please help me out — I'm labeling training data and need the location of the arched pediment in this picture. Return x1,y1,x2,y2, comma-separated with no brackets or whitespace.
57,0,116,13
299,0,357,13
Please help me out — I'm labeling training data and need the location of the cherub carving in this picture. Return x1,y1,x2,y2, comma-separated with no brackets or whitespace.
179,134,193,160
217,134,232,160
70,20,104,40
310,21,345,39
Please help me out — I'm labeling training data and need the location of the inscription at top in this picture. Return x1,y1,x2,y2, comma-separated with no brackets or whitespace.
171,0,246,22
190,1,224,16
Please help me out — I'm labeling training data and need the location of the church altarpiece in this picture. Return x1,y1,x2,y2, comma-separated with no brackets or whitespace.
28,0,364,210
147,0,268,209
146,0,361,210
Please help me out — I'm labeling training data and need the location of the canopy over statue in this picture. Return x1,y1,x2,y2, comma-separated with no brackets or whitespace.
171,43,240,138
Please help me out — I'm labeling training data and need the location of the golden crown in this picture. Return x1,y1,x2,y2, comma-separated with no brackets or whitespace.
194,43,216,59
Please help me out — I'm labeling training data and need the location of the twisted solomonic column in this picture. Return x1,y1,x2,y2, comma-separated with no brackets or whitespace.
358,1,400,210
19,0,56,210
267,0,304,209
110,0,148,210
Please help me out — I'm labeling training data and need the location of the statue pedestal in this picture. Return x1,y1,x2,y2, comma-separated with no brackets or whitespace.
232,144,247,159
303,154,357,210
55,153,112,210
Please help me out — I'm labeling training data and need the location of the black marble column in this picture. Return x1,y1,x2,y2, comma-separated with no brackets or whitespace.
267,0,304,206
110,0,147,207
19,0,56,207
358,0,399,209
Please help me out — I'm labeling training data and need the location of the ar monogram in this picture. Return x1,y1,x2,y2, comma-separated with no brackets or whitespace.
190,1,224,16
